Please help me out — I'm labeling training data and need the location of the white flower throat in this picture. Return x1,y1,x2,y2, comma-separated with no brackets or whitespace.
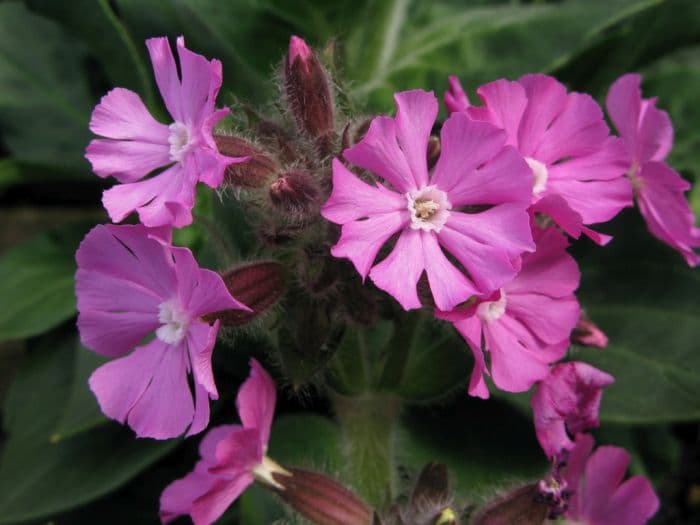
477,290,507,322
525,157,548,195
168,122,193,163
407,185,451,232
156,299,190,344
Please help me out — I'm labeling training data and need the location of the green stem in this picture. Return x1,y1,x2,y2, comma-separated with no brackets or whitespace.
332,393,401,511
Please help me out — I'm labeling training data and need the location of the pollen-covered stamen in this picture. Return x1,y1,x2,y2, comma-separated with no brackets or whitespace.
168,122,193,163
155,299,191,344
525,157,549,195
477,290,507,322
407,185,451,232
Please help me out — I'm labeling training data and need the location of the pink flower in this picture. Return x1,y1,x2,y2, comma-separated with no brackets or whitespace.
322,89,535,311
606,73,700,266
86,36,247,228
444,75,470,114
572,316,609,348
438,226,580,398
562,433,659,525
449,74,632,245
532,362,614,459
160,359,285,525
76,224,249,439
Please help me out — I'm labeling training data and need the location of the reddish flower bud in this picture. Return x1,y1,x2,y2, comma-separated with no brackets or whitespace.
214,134,279,188
269,170,320,217
204,261,286,326
272,467,375,525
470,484,549,525
285,35,334,143
571,315,608,348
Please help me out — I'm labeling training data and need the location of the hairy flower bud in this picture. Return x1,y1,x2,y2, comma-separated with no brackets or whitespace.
272,467,374,525
204,261,286,326
285,35,334,143
269,170,320,217
214,134,279,188
470,484,549,525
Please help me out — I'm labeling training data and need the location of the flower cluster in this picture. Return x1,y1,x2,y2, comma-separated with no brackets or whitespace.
71,31,689,524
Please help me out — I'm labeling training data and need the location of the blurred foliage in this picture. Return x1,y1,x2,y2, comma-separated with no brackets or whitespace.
1,0,699,523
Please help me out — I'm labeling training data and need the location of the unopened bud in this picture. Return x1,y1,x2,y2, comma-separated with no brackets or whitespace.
571,315,608,348
204,261,286,326
285,35,334,143
272,467,374,525
214,134,279,188
269,170,320,217
471,484,548,525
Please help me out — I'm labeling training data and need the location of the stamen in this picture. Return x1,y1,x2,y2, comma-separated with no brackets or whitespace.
406,185,451,232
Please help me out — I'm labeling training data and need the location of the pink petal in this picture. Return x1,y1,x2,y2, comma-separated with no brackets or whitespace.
581,445,630,520
563,433,596,518
446,146,533,206
194,108,245,189
145,36,183,122
89,87,170,142
190,474,254,525
444,75,470,114
176,36,222,124
636,162,700,266
507,293,580,345
86,138,171,184
531,195,584,240
422,231,477,311
343,116,416,193
76,224,177,300
237,359,277,450
533,92,609,165
102,163,196,228
393,90,437,188
638,99,673,163
199,424,241,463
331,212,408,279
467,79,527,147
213,427,262,474
160,463,218,524
484,321,553,392
603,476,660,525
369,228,424,310
186,321,220,437
88,339,169,430
547,174,633,225
430,113,509,193
322,158,406,224
517,74,568,157
78,309,159,358
606,74,642,159
450,314,490,399
124,340,195,439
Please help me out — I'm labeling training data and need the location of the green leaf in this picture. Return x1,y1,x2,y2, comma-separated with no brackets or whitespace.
0,2,91,169
0,334,179,523
0,224,88,342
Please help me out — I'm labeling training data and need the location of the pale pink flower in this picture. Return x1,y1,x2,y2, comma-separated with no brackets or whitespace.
607,73,700,266
76,224,249,439
160,359,284,525
448,74,632,245
438,227,580,398
532,362,614,459
322,89,534,311
86,36,247,228
562,433,659,525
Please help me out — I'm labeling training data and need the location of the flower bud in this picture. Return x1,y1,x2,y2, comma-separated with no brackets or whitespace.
214,134,279,188
444,76,469,114
285,35,334,143
204,261,286,326
272,467,375,525
470,484,548,525
571,315,608,348
269,170,320,217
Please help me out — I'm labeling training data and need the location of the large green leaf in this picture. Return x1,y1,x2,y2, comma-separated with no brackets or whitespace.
0,2,91,169
0,224,87,342
0,334,179,523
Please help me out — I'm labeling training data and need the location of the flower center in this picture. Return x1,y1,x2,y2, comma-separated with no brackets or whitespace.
168,122,193,163
525,157,548,195
155,299,190,344
476,290,507,322
407,185,451,232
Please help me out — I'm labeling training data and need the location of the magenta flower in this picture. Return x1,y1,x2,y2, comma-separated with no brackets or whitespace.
438,227,580,398
160,359,285,525
448,74,633,245
322,89,535,311
532,362,614,459
562,433,659,525
86,36,247,228
76,224,249,439
606,73,700,266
